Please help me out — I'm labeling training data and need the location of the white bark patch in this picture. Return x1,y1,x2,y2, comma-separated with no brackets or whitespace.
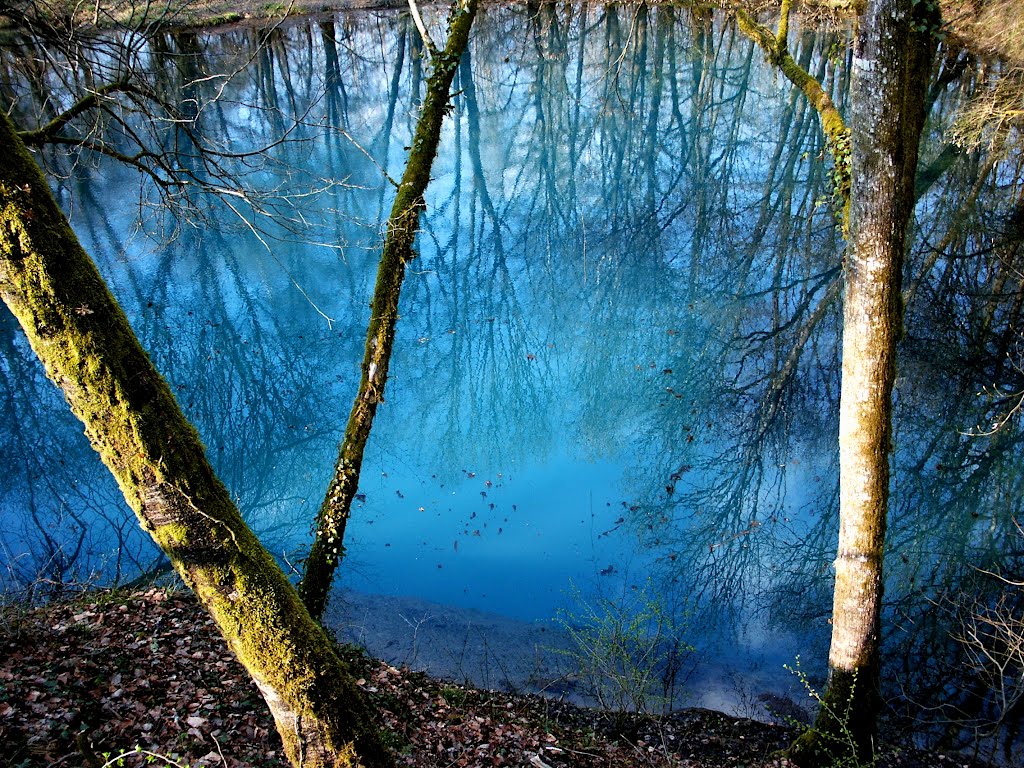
252,676,331,766
252,674,296,730
852,56,875,74
829,556,882,671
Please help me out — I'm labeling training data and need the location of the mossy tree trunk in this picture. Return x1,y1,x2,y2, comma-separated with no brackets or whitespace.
298,0,479,621
735,3,851,230
0,110,394,768
787,1,937,765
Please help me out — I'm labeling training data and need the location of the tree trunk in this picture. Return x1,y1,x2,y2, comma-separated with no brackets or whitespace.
298,0,479,621
735,4,851,230
787,1,937,765
0,110,394,768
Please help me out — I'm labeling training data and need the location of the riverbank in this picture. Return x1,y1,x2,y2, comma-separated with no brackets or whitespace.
324,588,813,721
0,588,998,768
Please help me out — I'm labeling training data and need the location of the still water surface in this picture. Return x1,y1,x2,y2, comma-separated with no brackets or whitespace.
2,2,1022,730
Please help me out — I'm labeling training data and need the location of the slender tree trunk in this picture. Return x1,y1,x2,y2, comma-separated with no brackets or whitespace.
298,0,479,621
0,111,394,768
787,1,936,765
735,4,851,229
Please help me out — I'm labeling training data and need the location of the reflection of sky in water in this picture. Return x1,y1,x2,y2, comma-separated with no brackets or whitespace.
0,6,879,626
344,448,641,620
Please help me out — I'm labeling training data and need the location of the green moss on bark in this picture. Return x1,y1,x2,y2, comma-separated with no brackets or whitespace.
735,7,851,231
0,110,394,768
299,0,480,621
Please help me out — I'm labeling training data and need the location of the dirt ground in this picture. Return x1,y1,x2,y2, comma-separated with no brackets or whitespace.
0,589,998,768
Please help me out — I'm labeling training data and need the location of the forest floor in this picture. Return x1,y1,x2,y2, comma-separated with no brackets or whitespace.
0,589,996,768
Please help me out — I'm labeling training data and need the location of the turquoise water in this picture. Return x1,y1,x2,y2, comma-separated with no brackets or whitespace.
2,4,1023,740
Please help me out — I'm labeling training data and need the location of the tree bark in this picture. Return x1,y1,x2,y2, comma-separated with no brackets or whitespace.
735,4,851,229
0,110,393,768
787,1,936,765
298,0,479,621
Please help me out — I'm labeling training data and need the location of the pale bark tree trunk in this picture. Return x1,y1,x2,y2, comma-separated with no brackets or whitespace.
788,1,937,765
0,111,394,768
298,0,479,621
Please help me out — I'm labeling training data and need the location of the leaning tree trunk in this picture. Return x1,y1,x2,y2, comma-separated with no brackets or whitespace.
0,111,394,768
298,0,478,621
787,1,937,765
735,3,851,231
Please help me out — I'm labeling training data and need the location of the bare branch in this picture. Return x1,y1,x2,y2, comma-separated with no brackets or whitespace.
407,0,438,57
17,78,130,145
733,4,851,231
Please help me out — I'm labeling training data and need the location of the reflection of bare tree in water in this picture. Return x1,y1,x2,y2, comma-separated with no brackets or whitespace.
880,111,1024,754
4,3,1024,755
406,72,545,473
611,10,1024,757
0,6,403,591
595,18,845,622
402,7,846,575
0,312,149,596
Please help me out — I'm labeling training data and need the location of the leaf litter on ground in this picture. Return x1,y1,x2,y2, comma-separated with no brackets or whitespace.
0,588,996,768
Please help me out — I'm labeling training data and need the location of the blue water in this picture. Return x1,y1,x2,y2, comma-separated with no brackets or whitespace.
2,7,1023,744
